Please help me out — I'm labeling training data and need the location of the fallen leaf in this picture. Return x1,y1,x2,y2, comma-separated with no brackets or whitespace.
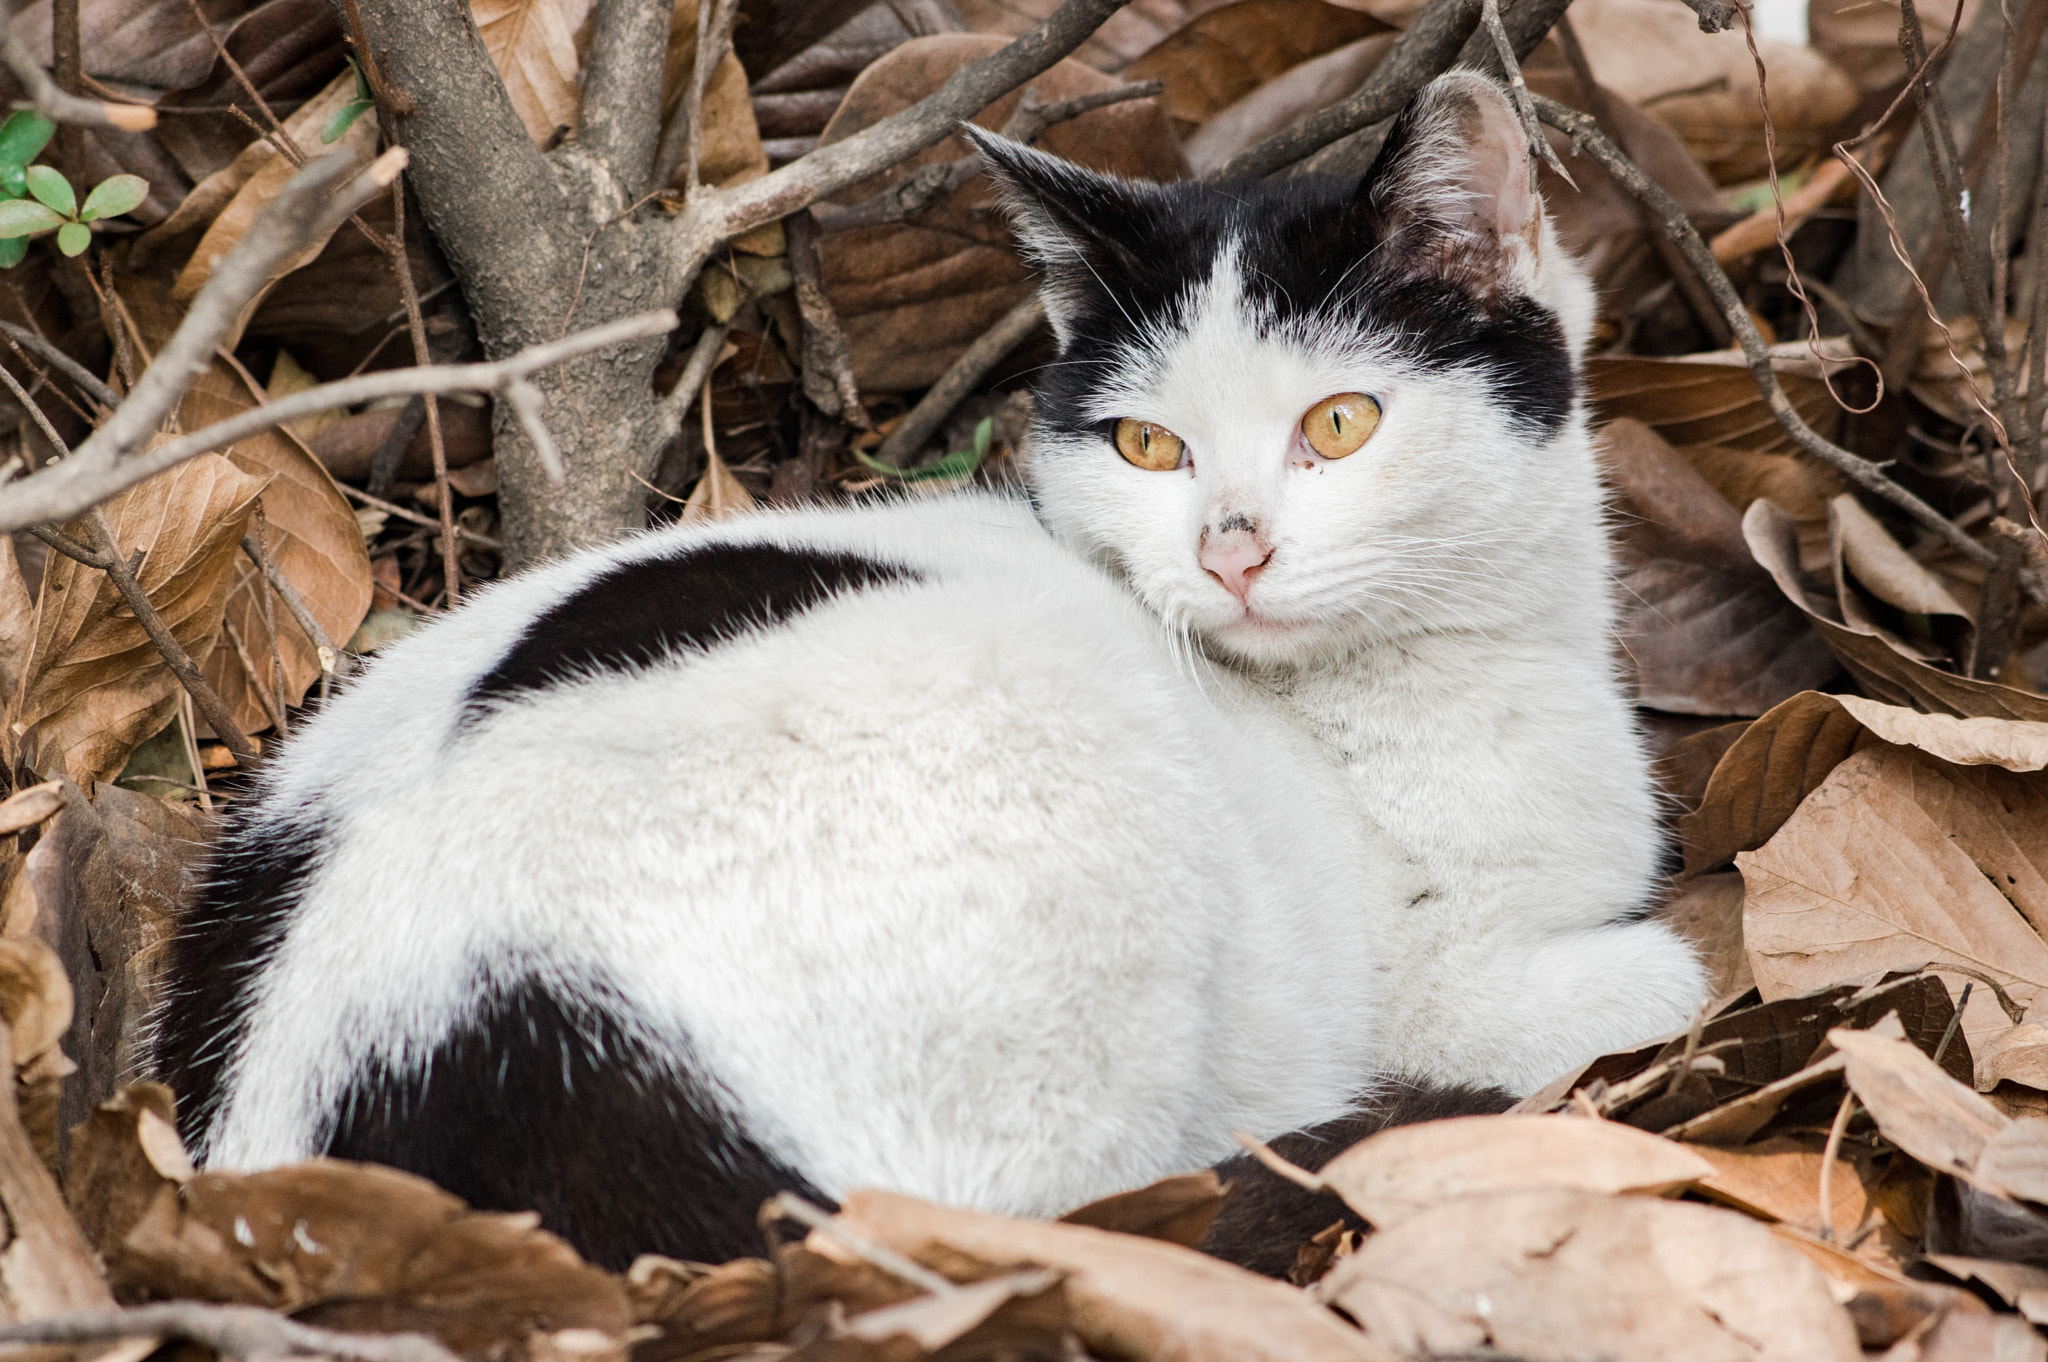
1315,1188,1862,1361
168,67,382,349
1313,1114,1713,1227
474,0,593,144
953,0,1220,73
1830,1026,2009,1186
0,783,62,838
1179,33,1393,174
1980,1023,2048,1093
1923,1252,2048,1309
118,1159,632,1353
837,1268,1067,1353
816,33,1187,392
1656,871,1753,998
0,535,33,707
15,452,268,786
306,400,494,483
827,1188,1394,1362
1598,418,1840,716
183,362,374,736
1740,745,2048,1071
657,1,768,193
1745,501,2048,721
1691,1137,1870,1238
1121,0,1391,137
1674,690,2048,876
1057,1171,1225,1247
1590,343,1851,454
679,445,756,524
66,1082,185,1269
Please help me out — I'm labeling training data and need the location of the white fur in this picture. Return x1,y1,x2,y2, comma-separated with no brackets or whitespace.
1023,74,1706,1094
198,494,1412,1213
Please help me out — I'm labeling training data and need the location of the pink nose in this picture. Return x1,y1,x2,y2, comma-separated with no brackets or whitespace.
1199,528,1273,603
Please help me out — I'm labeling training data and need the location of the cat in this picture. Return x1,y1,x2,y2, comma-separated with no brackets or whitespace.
153,493,1421,1270
150,69,1700,1274
973,68,1706,1095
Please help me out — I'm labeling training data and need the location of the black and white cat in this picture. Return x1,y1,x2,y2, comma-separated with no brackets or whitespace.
152,71,1702,1272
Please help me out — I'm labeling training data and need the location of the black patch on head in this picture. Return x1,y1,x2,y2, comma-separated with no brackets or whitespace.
975,109,1574,448
326,975,830,1270
462,543,916,725
1198,1079,1515,1279
157,804,330,1147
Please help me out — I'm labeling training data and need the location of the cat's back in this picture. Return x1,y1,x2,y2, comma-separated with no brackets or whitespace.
160,491,1384,1266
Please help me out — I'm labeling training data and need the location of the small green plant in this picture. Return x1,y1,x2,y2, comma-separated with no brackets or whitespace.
323,58,376,144
856,415,994,484
0,110,148,264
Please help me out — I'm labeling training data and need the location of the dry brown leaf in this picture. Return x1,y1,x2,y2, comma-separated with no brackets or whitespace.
306,400,494,483
679,445,756,524
1675,690,2048,876
118,1159,631,1352
1691,1137,1870,1238
827,1188,1395,1362
182,362,374,735
1979,1119,2048,1206
1056,1170,1225,1247
66,1082,186,1268
170,68,381,348
1830,1026,2015,1190
1598,418,1840,716
475,0,593,144
657,1,768,194
1315,1188,1862,1361
1121,0,1390,136
836,1268,1067,1354
1313,1114,1713,1227
626,1254,777,1346
1589,344,1850,453
0,535,33,708
817,34,1186,392
1685,442,1845,523
14,453,268,786
0,783,62,838
1980,1023,2048,1093
1740,745,2048,1073
1832,494,1971,625
1745,501,2048,722
953,0,1222,73
266,349,342,442
1656,871,1753,998
1924,1253,2048,1310
1568,0,1858,181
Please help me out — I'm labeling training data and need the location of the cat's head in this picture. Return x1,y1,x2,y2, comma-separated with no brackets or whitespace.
972,70,1599,667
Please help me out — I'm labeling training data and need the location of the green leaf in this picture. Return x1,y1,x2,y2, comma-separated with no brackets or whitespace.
56,222,89,256
0,199,66,238
351,54,372,102
0,166,24,200
24,166,74,217
0,238,28,269
79,174,147,222
0,113,55,171
321,99,374,145
853,416,995,484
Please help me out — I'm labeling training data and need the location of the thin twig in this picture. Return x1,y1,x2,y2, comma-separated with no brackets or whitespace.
1817,1090,1854,1241
1231,1132,1328,1192
0,33,155,130
0,321,118,411
0,1304,458,1362
249,502,288,727
341,482,502,548
787,211,867,425
387,179,461,606
242,531,341,701
220,612,290,735
1,311,675,534
1531,94,1999,571
1480,0,1571,188
657,323,731,428
872,296,1043,470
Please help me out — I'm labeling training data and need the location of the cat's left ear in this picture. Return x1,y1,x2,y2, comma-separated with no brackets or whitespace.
1360,70,1545,297
965,125,1160,344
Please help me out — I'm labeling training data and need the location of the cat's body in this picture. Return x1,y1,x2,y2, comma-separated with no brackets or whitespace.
153,71,1703,1271
158,494,1405,1268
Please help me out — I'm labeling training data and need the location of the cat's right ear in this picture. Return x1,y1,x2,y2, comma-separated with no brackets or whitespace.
965,125,1156,345
1358,70,1545,300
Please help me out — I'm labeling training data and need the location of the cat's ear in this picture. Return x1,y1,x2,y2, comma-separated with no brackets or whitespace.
965,125,1158,344
1360,70,1545,297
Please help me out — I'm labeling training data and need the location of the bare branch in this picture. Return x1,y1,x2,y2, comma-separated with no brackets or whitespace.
342,482,501,549
872,296,1045,470
683,0,1135,247
0,1305,459,1362
578,0,677,198
0,311,677,535
243,532,342,690
1481,0,1572,188
787,211,867,425
1215,0,1480,181
814,80,1164,237
1531,93,1998,570
657,322,731,430
1,33,155,130
0,320,119,410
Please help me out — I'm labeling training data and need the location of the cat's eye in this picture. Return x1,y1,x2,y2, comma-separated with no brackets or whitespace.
1114,418,1185,471
1301,393,1381,460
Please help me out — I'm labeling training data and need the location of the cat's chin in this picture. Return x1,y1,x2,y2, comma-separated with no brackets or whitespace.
1197,609,1346,668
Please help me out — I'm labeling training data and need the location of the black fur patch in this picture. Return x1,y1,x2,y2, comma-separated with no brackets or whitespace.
157,806,330,1145
1197,1080,1516,1279
462,543,916,725
325,975,829,1270
977,128,1574,449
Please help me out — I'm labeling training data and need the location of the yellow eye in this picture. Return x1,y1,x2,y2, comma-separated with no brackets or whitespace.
1114,418,1185,471
1301,393,1381,459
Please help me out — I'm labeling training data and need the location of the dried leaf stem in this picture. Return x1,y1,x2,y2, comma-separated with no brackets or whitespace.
1531,94,2000,572
0,1305,459,1362
0,310,675,536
